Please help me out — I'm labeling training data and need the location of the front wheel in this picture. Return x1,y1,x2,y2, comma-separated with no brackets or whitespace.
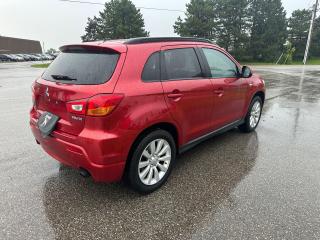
127,130,176,193
239,96,263,133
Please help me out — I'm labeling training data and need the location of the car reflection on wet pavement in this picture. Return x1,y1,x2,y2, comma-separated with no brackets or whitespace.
0,63,319,239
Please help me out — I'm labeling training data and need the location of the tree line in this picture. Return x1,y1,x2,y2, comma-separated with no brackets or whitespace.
81,0,320,63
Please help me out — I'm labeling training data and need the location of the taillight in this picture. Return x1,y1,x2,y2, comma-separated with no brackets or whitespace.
31,81,39,107
66,99,87,115
31,83,36,106
87,94,124,116
66,94,124,117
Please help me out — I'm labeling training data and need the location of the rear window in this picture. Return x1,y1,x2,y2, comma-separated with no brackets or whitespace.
42,50,120,85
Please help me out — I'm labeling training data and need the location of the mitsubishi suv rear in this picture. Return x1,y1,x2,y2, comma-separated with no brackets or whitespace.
30,37,265,193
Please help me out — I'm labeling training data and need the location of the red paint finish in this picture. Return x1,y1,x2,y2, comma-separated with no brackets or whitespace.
30,39,265,182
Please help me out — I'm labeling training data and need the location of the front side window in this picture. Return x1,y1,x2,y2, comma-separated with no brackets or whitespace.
202,48,238,78
163,48,202,80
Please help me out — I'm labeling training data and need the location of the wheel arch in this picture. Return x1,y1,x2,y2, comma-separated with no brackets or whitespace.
253,91,265,105
243,90,265,120
123,122,179,179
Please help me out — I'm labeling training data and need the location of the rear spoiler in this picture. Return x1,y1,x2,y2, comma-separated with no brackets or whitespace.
60,42,127,54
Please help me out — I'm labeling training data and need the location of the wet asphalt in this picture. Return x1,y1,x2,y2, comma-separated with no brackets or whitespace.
0,62,319,240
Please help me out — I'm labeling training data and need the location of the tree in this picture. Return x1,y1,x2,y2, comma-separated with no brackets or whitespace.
82,16,102,42
310,17,320,58
81,0,149,41
174,0,288,62
249,0,287,62
288,9,312,60
174,0,218,40
173,0,252,60
46,48,58,55
215,0,251,59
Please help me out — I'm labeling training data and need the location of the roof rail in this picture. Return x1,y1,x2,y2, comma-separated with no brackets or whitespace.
124,37,212,45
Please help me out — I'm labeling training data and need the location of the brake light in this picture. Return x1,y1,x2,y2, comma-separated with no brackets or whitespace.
66,94,124,117
31,83,36,106
31,81,39,107
87,94,124,116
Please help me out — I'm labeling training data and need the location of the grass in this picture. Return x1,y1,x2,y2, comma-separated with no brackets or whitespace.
31,63,50,68
242,57,320,66
292,58,320,65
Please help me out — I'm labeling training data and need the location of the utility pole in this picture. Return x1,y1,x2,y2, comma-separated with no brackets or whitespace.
303,0,319,65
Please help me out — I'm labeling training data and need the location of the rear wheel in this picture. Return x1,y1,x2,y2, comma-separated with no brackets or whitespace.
127,130,176,193
239,96,263,133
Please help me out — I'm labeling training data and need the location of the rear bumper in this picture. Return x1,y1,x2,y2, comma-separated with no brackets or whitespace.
30,121,128,182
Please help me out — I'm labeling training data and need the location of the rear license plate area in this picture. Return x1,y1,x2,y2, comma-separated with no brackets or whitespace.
37,112,59,137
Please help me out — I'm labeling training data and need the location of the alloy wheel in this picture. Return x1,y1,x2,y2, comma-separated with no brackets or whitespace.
138,138,171,186
249,101,261,128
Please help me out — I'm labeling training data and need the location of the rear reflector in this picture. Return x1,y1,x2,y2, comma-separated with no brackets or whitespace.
71,104,84,112
66,94,124,117
66,100,87,115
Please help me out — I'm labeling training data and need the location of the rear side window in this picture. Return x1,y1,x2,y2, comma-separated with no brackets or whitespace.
142,52,160,82
202,48,238,78
42,50,119,85
163,48,202,80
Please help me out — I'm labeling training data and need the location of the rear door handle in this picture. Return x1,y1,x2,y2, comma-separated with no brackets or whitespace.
167,93,183,98
214,88,224,95
167,90,183,101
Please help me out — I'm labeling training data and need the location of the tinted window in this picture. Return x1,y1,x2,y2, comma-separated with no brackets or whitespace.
142,52,160,82
163,48,202,80
202,48,238,78
42,51,119,85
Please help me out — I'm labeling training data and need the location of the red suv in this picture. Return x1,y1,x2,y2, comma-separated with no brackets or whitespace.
30,37,265,193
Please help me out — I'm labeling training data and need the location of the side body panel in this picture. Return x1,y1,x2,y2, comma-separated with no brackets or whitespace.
112,43,181,162
196,45,248,129
159,44,215,143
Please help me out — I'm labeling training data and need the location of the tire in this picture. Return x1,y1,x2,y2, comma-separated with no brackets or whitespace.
239,96,263,133
127,129,176,193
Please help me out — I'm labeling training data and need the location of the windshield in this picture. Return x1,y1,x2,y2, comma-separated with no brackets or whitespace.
42,50,120,85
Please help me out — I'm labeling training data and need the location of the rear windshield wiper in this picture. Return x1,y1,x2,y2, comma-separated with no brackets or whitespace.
51,74,77,81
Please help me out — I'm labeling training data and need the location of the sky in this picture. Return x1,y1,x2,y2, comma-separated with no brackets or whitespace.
0,0,315,50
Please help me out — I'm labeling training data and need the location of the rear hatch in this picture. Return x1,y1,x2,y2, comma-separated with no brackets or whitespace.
33,44,126,135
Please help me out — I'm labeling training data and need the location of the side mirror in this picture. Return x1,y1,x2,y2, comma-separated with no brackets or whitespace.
241,66,252,78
